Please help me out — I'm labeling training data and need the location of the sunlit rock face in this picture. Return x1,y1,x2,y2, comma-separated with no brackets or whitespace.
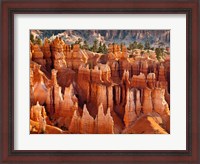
30,36,170,134
65,44,86,70
123,88,137,128
31,43,46,67
51,37,67,70
147,73,156,89
30,63,51,106
135,89,142,116
51,69,78,129
95,104,114,134
122,115,168,134
30,102,49,134
152,88,170,133
142,87,153,114
43,38,51,58
68,104,114,134
31,44,44,59
30,102,47,122
80,105,95,134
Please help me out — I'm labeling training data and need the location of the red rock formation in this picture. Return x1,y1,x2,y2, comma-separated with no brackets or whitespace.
131,73,147,88
142,87,153,114
147,73,156,89
72,44,83,69
51,69,61,115
30,102,52,133
124,89,137,127
114,85,121,105
122,115,168,134
66,44,85,70
110,61,120,81
69,104,114,134
91,66,103,83
50,69,78,129
95,104,114,134
108,44,116,61
107,85,113,111
77,65,91,104
113,44,121,59
31,43,46,66
43,38,51,58
46,87,54,115
80,105,95,134
96,84,107,114
152,88,168,114
30,43,33,60
140,60,148,76
131,60,140,76
152,88,170,132
158,64,166,82
31,44,44,59
30,102,47,122
110,110,124,134
122,70,130,85
51,37,63,54
30,36,170,134
119,58,131,78
108,44,114,54
30,69,34,106
30,120,66,134
59,85,78,128
135,89,142,116
87,64,115,115
65,44,72,59
121,45,128,59
165,85,170,106
51,37,66,70
97,64,111,82
68,110,81,134
42,38,52,73
31,64,48,105
60,38,67,57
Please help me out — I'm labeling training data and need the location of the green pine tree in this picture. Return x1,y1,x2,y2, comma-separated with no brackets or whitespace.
137,42,144,50
144,40,150,50
92,39,98,52
30,33,34,43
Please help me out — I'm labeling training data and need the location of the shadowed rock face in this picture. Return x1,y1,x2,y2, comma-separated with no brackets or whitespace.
30,36,170,134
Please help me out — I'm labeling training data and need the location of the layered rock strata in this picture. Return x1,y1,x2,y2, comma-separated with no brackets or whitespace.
30,38,170,134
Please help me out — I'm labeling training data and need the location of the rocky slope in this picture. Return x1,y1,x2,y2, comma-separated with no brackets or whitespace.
31,30,170,47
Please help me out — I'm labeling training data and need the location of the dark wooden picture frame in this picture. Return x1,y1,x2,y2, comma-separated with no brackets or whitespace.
1,0,199,163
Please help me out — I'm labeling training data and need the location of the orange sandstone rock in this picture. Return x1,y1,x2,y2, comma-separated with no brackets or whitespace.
152,88,170,132
135,89,142,116
142,87,153,114
31,44,44,59
95,104,114,134
43,38,51,58
140,60,148,76
80,105,95,134
131,73,147,88
147,73,156,89
123,89,137,127
122,115,168,134
68,110,81,134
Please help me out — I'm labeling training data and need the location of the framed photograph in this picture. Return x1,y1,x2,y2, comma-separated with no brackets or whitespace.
1,0,199,163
